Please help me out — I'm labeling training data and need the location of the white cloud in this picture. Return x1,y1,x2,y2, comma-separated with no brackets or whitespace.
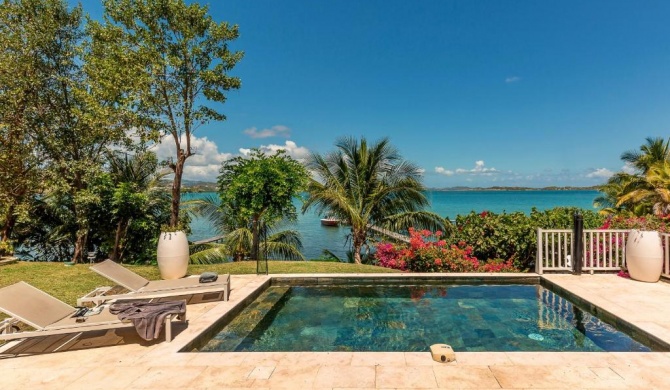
505,76,521,83
240,140,311,161
440,160,499,176
586,168,614,179
151,134,233,182
435,167,454,176
435,161,502,177
622,162,637,175
243,125,291,139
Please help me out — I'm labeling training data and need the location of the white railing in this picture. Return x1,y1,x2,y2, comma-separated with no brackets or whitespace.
582,230,629,272
536,229,573,273
536,228,650,274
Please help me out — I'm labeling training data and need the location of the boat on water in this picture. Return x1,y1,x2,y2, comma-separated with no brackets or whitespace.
320,217,340,226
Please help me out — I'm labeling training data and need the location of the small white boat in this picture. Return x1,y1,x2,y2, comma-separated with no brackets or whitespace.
320,217,340,226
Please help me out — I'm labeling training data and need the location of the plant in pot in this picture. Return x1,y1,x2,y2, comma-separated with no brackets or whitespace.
157,223,189,280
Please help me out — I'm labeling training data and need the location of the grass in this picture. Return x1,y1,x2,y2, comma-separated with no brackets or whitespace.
0,260,399,306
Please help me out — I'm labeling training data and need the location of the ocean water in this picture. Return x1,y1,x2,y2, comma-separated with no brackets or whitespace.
184,190,600,261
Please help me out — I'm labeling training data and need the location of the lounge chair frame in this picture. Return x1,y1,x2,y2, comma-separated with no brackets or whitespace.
77,260,230,306
0,282,185,348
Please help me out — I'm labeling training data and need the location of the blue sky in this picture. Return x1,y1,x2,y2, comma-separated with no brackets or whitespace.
77,0,670,187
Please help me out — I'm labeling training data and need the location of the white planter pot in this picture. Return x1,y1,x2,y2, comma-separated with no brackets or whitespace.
156,231,189,280
625,230,663,283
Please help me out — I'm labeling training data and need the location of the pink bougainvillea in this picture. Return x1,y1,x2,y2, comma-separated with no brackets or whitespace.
374,228,519,273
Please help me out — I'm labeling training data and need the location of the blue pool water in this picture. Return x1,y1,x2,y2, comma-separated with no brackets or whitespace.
197,284,651,352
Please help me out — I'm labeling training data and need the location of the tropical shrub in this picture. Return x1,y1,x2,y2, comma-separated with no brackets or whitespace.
446,207,605,271
374,228,518,273
603,214,669,233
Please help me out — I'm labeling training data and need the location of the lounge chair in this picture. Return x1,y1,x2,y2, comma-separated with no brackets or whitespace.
0,282,186,348
77,259,230,306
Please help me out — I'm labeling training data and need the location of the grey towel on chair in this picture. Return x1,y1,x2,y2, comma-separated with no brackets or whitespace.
199,272,218,283
109,300,185,340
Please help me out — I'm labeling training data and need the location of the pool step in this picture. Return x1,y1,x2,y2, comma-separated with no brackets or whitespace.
200,286,291,352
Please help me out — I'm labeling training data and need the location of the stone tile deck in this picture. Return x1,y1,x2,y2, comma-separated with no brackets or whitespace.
1,273,670,389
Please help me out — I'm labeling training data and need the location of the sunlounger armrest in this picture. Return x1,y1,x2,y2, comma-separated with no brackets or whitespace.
0,317,20,335
223,273,231,301
77,286,114,306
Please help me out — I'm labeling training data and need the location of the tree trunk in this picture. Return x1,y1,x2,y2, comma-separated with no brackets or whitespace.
110,219,126,262
1,204,16,242
117,221,132,263
352,228,365,265
71,179,88,264
170,155,184,227
72,231,87,264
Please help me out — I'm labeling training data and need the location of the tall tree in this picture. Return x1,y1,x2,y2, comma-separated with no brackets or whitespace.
617,161,670,217
217,150,309,260
0,0,51,243
2,0,142,262
91,0,243,228
303,137,445,264
598,137,670,217
594,173,638,216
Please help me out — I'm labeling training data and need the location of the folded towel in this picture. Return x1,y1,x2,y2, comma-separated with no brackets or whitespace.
199,272,218,283
109,300,186,340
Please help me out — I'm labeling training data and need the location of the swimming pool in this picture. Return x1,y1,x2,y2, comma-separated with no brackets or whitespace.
194,283,655,353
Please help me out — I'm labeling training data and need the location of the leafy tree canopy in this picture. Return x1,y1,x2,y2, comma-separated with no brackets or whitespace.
217,149,309,260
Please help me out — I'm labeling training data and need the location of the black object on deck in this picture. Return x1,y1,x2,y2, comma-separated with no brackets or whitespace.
572,213,584,275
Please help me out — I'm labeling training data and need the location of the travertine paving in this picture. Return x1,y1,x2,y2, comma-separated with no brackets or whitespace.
1,273,670,389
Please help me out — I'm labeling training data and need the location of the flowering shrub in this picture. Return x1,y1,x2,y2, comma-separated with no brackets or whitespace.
479,258,518,273
374,228,519,273
448,207,605,270
603,215,669,233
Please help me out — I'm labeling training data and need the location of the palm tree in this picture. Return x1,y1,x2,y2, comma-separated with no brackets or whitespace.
621,137,670,174
617,161,670,216
602,137,670,217
106,151,170,262
303,136,445,264
188,195,305,263
594,173,638,216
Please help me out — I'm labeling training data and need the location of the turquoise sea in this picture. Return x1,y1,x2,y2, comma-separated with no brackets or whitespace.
184,190,600,261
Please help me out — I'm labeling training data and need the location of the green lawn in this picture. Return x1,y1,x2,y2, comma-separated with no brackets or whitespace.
0,260,399,306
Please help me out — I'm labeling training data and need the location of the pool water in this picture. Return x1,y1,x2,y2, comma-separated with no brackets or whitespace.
197,284,651,352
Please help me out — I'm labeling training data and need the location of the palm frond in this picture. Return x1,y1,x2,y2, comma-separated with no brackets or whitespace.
189,243,230,264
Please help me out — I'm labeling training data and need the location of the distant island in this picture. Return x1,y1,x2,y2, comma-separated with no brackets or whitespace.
172,181,600,193
427,186,600,192
160,180,218,192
